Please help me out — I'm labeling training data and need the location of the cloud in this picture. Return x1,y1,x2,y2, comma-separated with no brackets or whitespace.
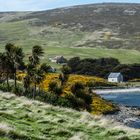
0,0,63,11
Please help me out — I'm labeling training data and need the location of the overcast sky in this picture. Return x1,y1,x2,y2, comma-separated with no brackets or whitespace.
0,0,140,11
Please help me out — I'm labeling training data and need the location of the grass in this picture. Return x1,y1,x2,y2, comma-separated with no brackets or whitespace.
42,47,140,64
0,91,140,140
0,20,140,64
1,45,140,65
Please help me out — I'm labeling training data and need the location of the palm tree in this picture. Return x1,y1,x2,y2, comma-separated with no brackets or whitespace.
23,75,31,94
26,46,50,99
30,63,50,99
29,45,44,66
60,65,71,86
5,43,24,90
0,52,13,89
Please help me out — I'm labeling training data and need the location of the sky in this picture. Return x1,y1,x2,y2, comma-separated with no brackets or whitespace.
0,0,140,12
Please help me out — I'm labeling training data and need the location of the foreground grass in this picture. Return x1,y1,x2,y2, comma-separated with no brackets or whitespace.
0,91,140,140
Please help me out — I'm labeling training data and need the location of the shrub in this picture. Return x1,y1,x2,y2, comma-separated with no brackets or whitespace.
48,81,58,92
55,87,63,96
71,82,85,94
70,82,93,111
65,94,85,110
39,92,58,105
0,83,12,92
71,82,92,104
12,85,23,96
86,81,94,88
57,97,72,108
48,81,62,96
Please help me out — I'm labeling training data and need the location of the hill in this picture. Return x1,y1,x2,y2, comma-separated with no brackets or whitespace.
0,3,140,64
0,91,140,140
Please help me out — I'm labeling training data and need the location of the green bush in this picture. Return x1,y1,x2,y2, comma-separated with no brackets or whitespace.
71,82,92,109
48,81,62,96
12,86,23,96
65,94,85,110
0,83,12,92
71,82,85,94
57,97,72,108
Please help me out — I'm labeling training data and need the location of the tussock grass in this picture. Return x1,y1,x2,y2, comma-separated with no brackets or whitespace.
0,91,140,140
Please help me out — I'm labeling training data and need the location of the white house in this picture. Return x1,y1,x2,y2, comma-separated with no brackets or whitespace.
49,56,67,64
108,73,123,83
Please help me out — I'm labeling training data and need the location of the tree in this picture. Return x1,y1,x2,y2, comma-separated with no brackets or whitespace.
29,45,44,66
26,45,50,99
67,57,80,73
0,52,13,88
60,65,71,86
23,75,31,94
67,57,120,78
5,43,24,90
27,63,50,99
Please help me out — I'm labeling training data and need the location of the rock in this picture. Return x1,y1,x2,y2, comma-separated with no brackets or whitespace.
134,111,140,116
104,105,140,128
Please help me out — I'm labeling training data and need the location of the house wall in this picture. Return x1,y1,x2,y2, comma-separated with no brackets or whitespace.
118,75,123,83
108,78,118,83
51,60,57,63
108,76,123,83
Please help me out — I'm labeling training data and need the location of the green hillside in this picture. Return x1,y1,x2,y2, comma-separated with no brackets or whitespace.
0,91,140,140
0,3,140,64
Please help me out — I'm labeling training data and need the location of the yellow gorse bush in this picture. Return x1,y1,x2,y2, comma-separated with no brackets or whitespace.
17,72,107,93
16,72,117,114
39,73,60,91
17,71,26,81
64,74,106,92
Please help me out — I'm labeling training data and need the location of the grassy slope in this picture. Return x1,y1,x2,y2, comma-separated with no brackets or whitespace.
0,91,140,140
0,20,140,64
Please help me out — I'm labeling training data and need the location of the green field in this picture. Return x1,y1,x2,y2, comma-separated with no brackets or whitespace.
1,45,140,65
43,47,140,64
0,20,140,65
0,91,140,140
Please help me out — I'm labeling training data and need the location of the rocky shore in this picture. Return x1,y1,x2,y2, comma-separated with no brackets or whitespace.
105,105,140,129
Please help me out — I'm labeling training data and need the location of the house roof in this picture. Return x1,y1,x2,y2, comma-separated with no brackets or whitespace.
54,56,64,60
108,73,122,78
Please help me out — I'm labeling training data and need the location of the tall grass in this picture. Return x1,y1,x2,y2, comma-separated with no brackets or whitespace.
0,91,140,140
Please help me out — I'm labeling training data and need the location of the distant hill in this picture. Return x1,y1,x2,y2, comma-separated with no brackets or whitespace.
0,3,140,50
0,3,140,64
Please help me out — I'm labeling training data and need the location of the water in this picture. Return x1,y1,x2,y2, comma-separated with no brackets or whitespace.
100,92,140,128
100,92,140,107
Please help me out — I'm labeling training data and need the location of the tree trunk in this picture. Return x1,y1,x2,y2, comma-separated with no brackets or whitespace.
33,84,37,99
14,69,17,90
6,72,9,90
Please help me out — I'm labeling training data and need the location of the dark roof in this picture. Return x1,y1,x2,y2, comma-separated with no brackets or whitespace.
108,73,122,78
54,56,64,60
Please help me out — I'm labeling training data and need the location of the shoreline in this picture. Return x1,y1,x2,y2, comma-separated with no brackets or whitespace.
94,88,140,94
104,105,140,129
93,88,140,128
